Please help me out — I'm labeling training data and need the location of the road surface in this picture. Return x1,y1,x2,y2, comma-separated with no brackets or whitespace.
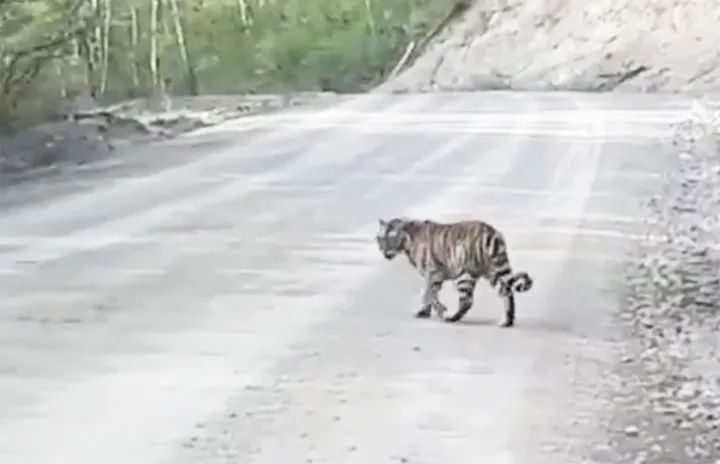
0,91,690,463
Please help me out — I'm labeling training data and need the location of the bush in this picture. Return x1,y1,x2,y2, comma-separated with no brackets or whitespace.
1,0,462,124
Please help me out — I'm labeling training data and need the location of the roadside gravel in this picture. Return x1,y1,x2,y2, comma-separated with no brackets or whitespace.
612,103,720,463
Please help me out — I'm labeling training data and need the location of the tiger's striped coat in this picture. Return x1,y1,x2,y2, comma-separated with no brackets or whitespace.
375,217,532,327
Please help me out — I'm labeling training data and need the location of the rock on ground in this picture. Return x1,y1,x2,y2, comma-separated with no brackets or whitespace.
379,0,720,93
610,103,720,463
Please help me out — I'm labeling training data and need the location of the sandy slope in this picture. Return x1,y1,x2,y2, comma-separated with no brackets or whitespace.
379,0,720,94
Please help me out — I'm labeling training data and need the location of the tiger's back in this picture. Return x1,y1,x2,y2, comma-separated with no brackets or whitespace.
403,219,507,280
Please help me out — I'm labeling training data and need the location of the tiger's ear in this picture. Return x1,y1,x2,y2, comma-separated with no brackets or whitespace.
378,218,387,227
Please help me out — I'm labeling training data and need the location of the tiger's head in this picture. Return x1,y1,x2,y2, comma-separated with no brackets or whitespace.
375,217,409,260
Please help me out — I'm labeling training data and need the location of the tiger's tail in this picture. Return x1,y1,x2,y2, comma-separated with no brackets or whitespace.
507,271,533,293
484,230,532,296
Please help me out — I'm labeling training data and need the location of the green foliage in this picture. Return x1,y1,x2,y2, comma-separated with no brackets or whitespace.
164,0,457,94
1,0,461,123
0,0,91,114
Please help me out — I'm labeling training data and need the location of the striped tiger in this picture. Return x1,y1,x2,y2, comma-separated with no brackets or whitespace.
375,217,533,327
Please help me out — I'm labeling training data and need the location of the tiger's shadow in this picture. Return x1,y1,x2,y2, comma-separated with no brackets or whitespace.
427,316,573,334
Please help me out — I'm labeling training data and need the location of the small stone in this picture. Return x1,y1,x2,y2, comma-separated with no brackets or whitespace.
624,425,640,437
412,345,421,352
677,383,698,400
655,406,677,416
633,450,648,464
677,420,693,430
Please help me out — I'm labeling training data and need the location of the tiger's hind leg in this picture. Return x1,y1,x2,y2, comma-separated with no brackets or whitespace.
495,278,517,327
495,272,531,327
500,293,515,328
444,274,477,323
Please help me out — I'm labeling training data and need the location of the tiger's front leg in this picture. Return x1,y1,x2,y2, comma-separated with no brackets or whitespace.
416,277,445,319
444,274,477,323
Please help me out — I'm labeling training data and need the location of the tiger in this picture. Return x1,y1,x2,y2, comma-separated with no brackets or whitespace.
375,217,533,327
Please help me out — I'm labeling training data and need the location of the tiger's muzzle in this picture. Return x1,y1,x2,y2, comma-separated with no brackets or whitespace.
376,237,400,260
382,250,399,260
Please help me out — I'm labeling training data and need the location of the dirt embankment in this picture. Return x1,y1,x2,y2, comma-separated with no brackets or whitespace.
380,0,720,94
0,93,334,182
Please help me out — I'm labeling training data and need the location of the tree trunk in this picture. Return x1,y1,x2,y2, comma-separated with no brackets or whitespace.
149,0,161,91
364,0,375,35
91,0,102,96
78,0,102,98
236,0,249,24
128,6,140,95
80,37,97,97
56,61,68,98
99,0,112,96
167,0,198,95
160,0,172,38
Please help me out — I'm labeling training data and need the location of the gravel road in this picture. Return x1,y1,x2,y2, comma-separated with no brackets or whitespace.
0,91,707,463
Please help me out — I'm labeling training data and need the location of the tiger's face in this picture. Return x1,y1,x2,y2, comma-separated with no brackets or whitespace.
376,218,405,260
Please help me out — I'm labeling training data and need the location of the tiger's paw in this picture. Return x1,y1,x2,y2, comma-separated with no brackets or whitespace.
415,307,432,318
498,319,514,328
443,314,462,323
